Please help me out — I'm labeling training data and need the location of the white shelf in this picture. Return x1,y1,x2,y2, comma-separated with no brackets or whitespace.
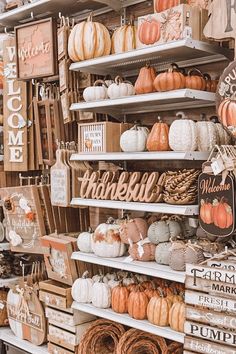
0,328,48,354
71,198,199,216
70,90,215,117
0,242,10,251
70,151,209,162
72,302,185,343
72,252,185,283
0,155,3,162
0,276,20,288
70,39,232,76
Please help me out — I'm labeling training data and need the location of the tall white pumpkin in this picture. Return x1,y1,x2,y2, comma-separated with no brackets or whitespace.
169,114,198,151
71,271,93,303
196,121,217,151
112,24,137,54
92,281,111,308
68,15,111,62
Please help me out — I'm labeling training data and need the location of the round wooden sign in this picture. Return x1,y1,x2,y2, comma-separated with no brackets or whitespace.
216,61,236,139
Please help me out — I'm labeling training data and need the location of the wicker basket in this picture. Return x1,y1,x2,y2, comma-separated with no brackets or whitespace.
165,342,183,354
77,319,125,354
0,290,8,327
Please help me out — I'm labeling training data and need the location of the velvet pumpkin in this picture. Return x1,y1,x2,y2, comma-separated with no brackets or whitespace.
138,17,161,45
120,217,148,244
148,219,182,244
134,65,156,94
128,241,156,261
146,119,170,151
154,63,185,92
128,286,149,320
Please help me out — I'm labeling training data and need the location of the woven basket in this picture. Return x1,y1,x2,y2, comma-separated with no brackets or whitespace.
0,290,8,327
116,328,168,354
77,319,125,354
165,342,183,354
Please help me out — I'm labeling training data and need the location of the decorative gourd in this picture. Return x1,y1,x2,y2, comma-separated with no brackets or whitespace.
77,228,93,253
120,125,149,152
169,112,198,151
185,69,206,91
148,219,182,244
147,295,171,326
128,241,156,261
71,271,93,303
112,20,137,54
196,120,217,152
154,64,185,92
92,279,111,309
214,123,231,145
120,217,148,244
155,242,172,265
155,0,180,12
83,80,108,102
138,17,161,45
68,14,111,62
134,65,156,94
169,302,185,332
204,73,218,93
128,286,149,320
212,198,233,229
146,118,170,151
92,218,126,258
218,96,236,136
107,76,135,99
111,283,129,313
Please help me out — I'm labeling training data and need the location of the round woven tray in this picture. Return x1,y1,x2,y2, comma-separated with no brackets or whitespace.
116,328,168,354
77,319,125,354
0,290,8,327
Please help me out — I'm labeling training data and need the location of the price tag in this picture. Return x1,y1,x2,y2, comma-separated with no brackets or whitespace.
211,157,225,175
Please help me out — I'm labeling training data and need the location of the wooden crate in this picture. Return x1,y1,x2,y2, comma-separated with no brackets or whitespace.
48,342,74,354
39,280,73,309
78,122,130,153
45,307,96,326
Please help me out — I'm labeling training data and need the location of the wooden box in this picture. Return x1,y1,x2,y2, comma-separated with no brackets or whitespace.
45,307,96,326
48,342,74,354
78,122,130,153
39,280,73,309
137,4,207,48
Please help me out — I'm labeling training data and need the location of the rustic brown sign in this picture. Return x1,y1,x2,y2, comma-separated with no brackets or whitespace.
15,18,57,80
185,336,236,354
186,276,236,299
186,264,236,286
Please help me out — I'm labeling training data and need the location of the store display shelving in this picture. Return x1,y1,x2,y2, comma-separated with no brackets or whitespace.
0,276,21,288
72,252,185,283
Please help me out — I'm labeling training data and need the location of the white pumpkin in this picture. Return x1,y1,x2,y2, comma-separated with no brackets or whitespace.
71,271,93,303
196,121,217,151
148,220,182,244
112,23,137,54
107,76,135,99
122,276,135,286
92,218,126,258
120,125,149,152
169,113,198,152
108,277,120,289
77,229,93,253
155,242,172,265
215,123,231,145
68,14,111,62
105,272,116,281
92,280,111,308
83,80,108,102
134,274,148,283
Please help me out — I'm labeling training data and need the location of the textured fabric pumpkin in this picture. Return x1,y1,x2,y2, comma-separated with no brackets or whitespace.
138,17,161,45
218,97,236,136
214,123,231,145
169,242,205,271
196,121,217,152
83,80,108,102
185,69,206,91
71,271,93,303
147,296,171,326
134,65,156,94
77,229,93,253
169,302,185,332
107,76,135,99
128,241,156,261
120,218,148,244
128,286,149,320
68,15,111,62
120,125,149,152
154,64,185,92
169,116,198,151
155,0,180,12
92,218,126,258
155,242,172,265
112,23,137,54
92,280,111,309
146,120,170,151
112,284,129,313
148,220,182,244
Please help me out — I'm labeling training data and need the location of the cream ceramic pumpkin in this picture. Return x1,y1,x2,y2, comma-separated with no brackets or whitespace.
68,14,111,62
83,80,108,102
77,229,93,253
196,121,217,152
169,113,198,152
107,76,135,99
148,220,182,244
155,242,172,265
92,218,126,258
71,271,93,303
112,23,137,54
120,125,149,152
92,280,111,308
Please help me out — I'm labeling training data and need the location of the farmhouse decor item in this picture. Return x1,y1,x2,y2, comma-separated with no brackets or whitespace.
119,217,148,244
92,279,111,308
169,302,185,332
128,285,149,320
138,17,161,45
148,217,182,244
154,0,181,13
169,113,198,151
147,295,171,326
111,283,129,313
128,241,156,261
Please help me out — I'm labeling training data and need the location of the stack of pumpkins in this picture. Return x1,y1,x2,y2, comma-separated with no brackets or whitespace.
71,270,185,333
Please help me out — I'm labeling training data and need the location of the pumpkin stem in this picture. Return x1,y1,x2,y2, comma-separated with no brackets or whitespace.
129,15,135,26
87,12,93,22
94,80,108,88
82,271,89,279
188,68,204,77
169,63,181,73
88,227,93,233
114,76,123,85
176,111,187,119
200,113,207,121
106,217,116,224
203,73,211,81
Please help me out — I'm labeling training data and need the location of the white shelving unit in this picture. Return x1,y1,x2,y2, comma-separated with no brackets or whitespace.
72,252,185,283
70,151,210,162
0,328,48,354
72,302,185,343
0,276,20,288
71,198,199,216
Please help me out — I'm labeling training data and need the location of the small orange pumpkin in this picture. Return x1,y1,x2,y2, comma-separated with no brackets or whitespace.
169,302,185,332
155,0,180,12
218,97,236,135
146,118,170,151
204,73,218,93
134,65,156,94
154,63,185,92
128,285,149,320
111,283,129,314
185,68,205,91
138,17,161,45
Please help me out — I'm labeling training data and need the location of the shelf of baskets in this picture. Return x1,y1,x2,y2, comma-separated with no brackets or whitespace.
70,39,232,76
0,276,21,288
71,198,199,216
0,328,48,354
72,252,185,283
72,302,185,343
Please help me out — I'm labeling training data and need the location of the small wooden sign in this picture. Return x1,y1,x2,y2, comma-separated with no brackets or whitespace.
185,336,236,354
15,18,57,80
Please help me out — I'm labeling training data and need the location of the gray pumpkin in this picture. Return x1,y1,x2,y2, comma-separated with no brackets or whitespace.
155,242,172,265
181,218,196,238
148,220,182,245
169,242,205,272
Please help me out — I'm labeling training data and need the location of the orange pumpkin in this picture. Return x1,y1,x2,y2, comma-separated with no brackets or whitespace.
134,65,156,94
204,73,218,93
155,0,180,12
212,199,233,229
185,68,205,91
138,17,161,45
128,286,149,320
169,302,185,332
147,295,171,326
154,63,185,92
218,98,236,134
200,200,213,224
146,119,170,151
111,284,129,313
144,288,160,300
